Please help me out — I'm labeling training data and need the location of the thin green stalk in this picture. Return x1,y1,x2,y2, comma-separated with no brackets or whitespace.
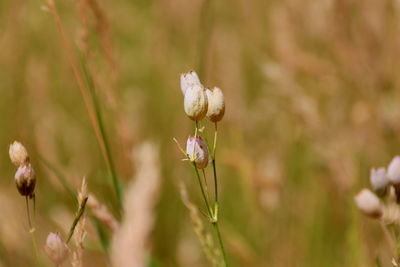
25,197,39,259
192,163,213,217
213,222,227,266
67,197,88,243
81,58,122,213
211,122,227,266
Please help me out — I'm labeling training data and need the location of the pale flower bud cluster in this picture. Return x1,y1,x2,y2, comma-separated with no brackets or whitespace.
180,70,225,123
44,232,70,265
355,155,400,219
8,141,36,198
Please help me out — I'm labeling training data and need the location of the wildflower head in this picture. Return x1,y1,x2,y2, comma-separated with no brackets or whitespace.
206,87,225,123
186,136,209,169
180,71,202,95
388,156,400,184
184,84,208,121
354,189,382,218
14,163,36,198
370,167,388,196
44,232,69,265
9,141,29,167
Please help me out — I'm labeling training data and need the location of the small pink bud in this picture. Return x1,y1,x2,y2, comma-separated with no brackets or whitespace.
186,136,209,169
354,189,382,218
44,232,69,265
15,163,36,198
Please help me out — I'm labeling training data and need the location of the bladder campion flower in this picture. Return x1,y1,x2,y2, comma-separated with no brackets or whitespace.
186,136,209,169
9,141,29,167
206,87,225,123
184,84,208,121
15,163,36,198
180,71,202,95
44,232,70,265
354,189,383,218
370,167,388,196
388,156,400,185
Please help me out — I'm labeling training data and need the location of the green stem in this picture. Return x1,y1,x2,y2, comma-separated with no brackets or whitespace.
67,197,88,243
25,197,39,259
81,59,122,213
213,222,227,266
211,122,227,266
192,163,213,217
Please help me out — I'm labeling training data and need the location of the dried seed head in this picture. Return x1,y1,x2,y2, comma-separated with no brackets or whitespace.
44,232,70,265
206,87,225,122
354,189,382,218
14,163,36,197
184,84,208,121
186,136,209,169
9,141,29,167
180,71,202,95
370,167,389,196
388,156,400,184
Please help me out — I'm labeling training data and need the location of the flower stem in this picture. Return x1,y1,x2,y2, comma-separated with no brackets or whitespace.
213,222,227,266
25,196,39,259
211,122,228,266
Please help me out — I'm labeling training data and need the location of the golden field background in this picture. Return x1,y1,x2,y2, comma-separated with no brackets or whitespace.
1,0,400,266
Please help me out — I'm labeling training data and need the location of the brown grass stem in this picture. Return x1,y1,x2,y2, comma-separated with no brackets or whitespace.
46,0,122,211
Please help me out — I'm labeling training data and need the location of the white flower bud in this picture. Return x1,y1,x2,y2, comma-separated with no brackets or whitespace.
9,141,29,167
15,163,36,197
180,71,202,95
206,87,225,122
186,136,209,169
370,167,388,196
44,232,69,265
184,84,208,121
388,156,400,184
354,189,382,218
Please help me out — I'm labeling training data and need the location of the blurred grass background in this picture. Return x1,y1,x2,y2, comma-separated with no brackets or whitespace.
1,0,400,266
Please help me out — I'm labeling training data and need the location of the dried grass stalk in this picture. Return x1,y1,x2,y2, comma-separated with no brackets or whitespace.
179,183,223,267
87,193,119,232
111,142,161,267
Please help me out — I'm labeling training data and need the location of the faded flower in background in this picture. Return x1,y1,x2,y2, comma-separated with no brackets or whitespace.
44,232,70,265
370,167,389,197
354,189,382,218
